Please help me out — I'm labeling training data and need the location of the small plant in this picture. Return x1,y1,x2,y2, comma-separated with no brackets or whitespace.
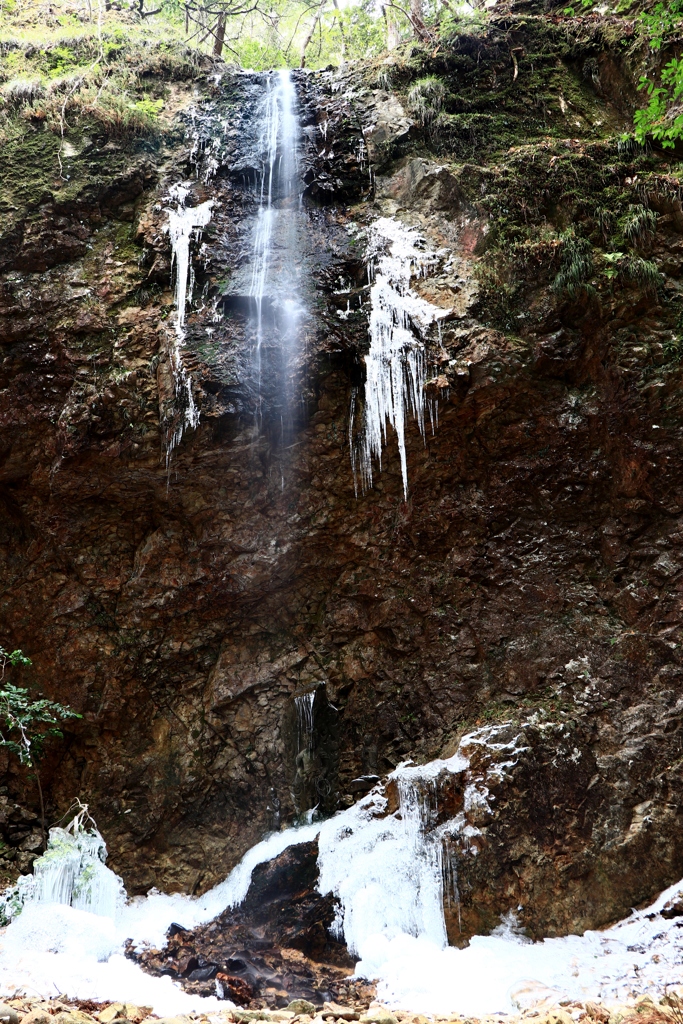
622,255,663,295
0,645,81,845
407,76,446,126
601,251,624,280
593,205,616,242
552,231,594,299
622,204,657,247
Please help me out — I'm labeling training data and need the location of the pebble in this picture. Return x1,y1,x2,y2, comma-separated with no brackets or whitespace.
0,1007,19,1024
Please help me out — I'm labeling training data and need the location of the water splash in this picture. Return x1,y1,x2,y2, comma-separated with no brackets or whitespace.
351,218,447,499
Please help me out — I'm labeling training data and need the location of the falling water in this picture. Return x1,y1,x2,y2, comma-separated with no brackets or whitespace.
246,69,305,427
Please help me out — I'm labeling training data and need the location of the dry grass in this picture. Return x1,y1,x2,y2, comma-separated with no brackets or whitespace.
0,0,204,143
0,0,205,143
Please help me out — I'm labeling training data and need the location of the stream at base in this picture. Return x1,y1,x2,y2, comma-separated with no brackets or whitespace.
2,729,683,1016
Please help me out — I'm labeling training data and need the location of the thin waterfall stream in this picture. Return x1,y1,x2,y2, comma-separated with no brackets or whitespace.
246,68,306,443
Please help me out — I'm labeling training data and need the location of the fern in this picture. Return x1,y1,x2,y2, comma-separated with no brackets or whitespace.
622,256,663,295
622,204,657,247
552,232,594,299
593,205,616,242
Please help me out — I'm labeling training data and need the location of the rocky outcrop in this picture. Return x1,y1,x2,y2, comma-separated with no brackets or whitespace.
2,1,683,951
128,841,358,1007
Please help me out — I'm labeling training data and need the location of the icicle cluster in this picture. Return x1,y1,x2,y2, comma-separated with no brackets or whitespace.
0,812,124,925
351,217,446,499
164,183,213,457
295,691,316,755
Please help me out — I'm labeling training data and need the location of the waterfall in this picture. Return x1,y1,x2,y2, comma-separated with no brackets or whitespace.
246,69,305,430
351,218,447,500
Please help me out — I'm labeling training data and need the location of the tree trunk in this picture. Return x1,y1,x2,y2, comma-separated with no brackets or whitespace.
300,3,325,67
213,13,226,57
383,5,401,49
409,0,431,41
332,0,346,60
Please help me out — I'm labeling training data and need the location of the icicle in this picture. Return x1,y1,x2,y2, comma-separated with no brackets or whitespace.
164,184,213,462
167,185,214,335
0,805,124,924
354,218,448,499
295,691,316,755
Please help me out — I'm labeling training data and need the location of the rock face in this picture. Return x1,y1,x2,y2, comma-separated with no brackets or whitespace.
128,840,357,1007
2,0,683,948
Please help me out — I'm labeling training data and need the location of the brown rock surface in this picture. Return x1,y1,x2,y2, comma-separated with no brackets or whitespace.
2,1,683,951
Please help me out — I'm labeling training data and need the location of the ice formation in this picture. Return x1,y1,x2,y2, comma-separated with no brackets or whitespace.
4,725,683,1015
1,812,124,924
315,725,520,960
0,815,321,1013
295,691,316,755
164,183,213,454
351,217,447,499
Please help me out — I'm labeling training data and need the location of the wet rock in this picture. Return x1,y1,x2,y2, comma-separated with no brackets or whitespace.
129,840,352,1007
660,893,683,919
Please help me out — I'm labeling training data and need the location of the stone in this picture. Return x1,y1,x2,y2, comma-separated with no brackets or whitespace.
360,1013,397,1024
0,1007,19,1024
98,1009,126,1024
323,1006,359,1022
287,1006,316,1018
18,1011,51,1024
52,1014,97,1024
